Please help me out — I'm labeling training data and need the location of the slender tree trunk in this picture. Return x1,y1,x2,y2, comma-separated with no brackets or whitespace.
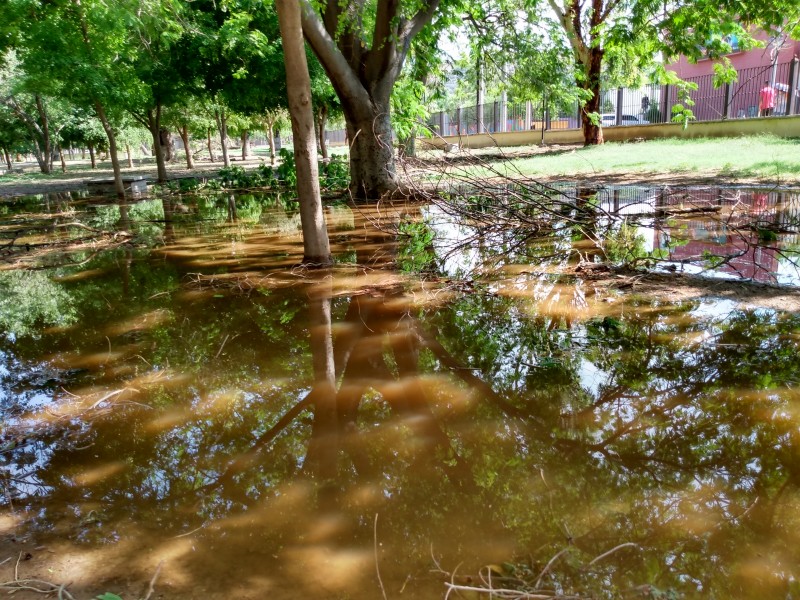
241,130,249,160
276,0,332,265
206,129,216,162
58,145,66,173
81,146,86,160
215,107,230,167
35,95,53,174
160,128,174,162
125,143,134,168
88,143,97,168
317,104,328,160
303,289,338,479
146,107,169,182
95,101,126,199
266,123,276,165
179,125,194,169
2,148,12,170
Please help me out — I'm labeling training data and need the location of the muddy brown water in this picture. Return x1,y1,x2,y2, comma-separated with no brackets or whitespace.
1,188,800,598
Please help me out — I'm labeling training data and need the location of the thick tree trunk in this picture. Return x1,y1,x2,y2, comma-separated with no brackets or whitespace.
345,107,397,199
88,143,97,169
94,101,126,199
580,48,605,145
179,125,194,169
317,104,328,159
215,108,230,167
34,95,52,174
206,129,216,162
276,0,332,265
125,143,134,168
241,131,249,160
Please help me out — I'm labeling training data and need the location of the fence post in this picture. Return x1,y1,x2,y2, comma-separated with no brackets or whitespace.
500,91,508,132
723,82,733,119
787,57,799,116
544,94,551,130
439,111,445,135
616,87,623,124
525,100,532,131
492,100,498,133
661,85,670,123
457,107,462,136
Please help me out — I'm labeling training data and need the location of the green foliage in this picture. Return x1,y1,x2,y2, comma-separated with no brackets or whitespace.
604,219,647,265
318,155,349,189
215,163,276,189
396,218,437,274
276,148,297,188
0,270,76,337
95,594,123,600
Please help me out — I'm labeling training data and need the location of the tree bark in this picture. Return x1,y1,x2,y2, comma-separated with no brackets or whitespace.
317,104,328,160
300,0,440,199
214,107,230,167
580,48,605,146
143,106,169,182
58,145,66,173
206,128,216,162
277,0,332,265
125,143,134,168
2,148,11,170
241,130,249,160
94,101,126,199
160,128,174,162
179,125,194,169
266,121,276,165
88,143,96,168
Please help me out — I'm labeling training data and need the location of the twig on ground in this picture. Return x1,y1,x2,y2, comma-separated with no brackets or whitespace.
374,513,388,600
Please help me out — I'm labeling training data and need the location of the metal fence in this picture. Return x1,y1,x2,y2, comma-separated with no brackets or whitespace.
423,57,800,136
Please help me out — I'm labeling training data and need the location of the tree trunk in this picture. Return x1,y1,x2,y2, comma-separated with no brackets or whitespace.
266,121,276,165
179,125,194,169
215,107,230,167
206,129,216,162
160,128,174,162
241,130,249,160
145,107,169,182
94,101,126,199
345,107,396,199
317,104,328,160
58,145,66,173
125,143,134,168
580,49,605,145
34,95,52,174
276,0,332,265
88,143,96,168
2,147,12,170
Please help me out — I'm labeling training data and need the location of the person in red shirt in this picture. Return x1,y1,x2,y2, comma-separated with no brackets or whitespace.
759,81,776,117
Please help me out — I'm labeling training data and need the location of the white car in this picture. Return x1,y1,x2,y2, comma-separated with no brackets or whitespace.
601,114,650,126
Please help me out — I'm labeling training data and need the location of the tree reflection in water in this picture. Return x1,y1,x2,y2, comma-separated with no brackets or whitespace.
0,193,799,597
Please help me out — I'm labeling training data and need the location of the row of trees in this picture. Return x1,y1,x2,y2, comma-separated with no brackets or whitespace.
2,0,799,200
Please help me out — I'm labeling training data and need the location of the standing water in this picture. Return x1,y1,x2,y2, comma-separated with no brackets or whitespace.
1,188,800,598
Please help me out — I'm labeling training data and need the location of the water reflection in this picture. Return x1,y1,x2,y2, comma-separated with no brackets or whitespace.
0,190,799,598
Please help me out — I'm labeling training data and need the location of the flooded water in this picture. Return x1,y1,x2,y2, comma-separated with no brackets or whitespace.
1,188,800,599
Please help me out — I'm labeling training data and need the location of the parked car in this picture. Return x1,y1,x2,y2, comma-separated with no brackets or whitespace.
601,114,650,126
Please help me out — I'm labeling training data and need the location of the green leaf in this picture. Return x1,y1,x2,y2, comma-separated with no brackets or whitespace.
96,594,124,600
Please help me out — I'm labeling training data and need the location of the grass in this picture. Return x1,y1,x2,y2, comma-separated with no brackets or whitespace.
480,134,800,183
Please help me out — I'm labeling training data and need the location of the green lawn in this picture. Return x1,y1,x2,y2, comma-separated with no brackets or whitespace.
480,135,800,183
